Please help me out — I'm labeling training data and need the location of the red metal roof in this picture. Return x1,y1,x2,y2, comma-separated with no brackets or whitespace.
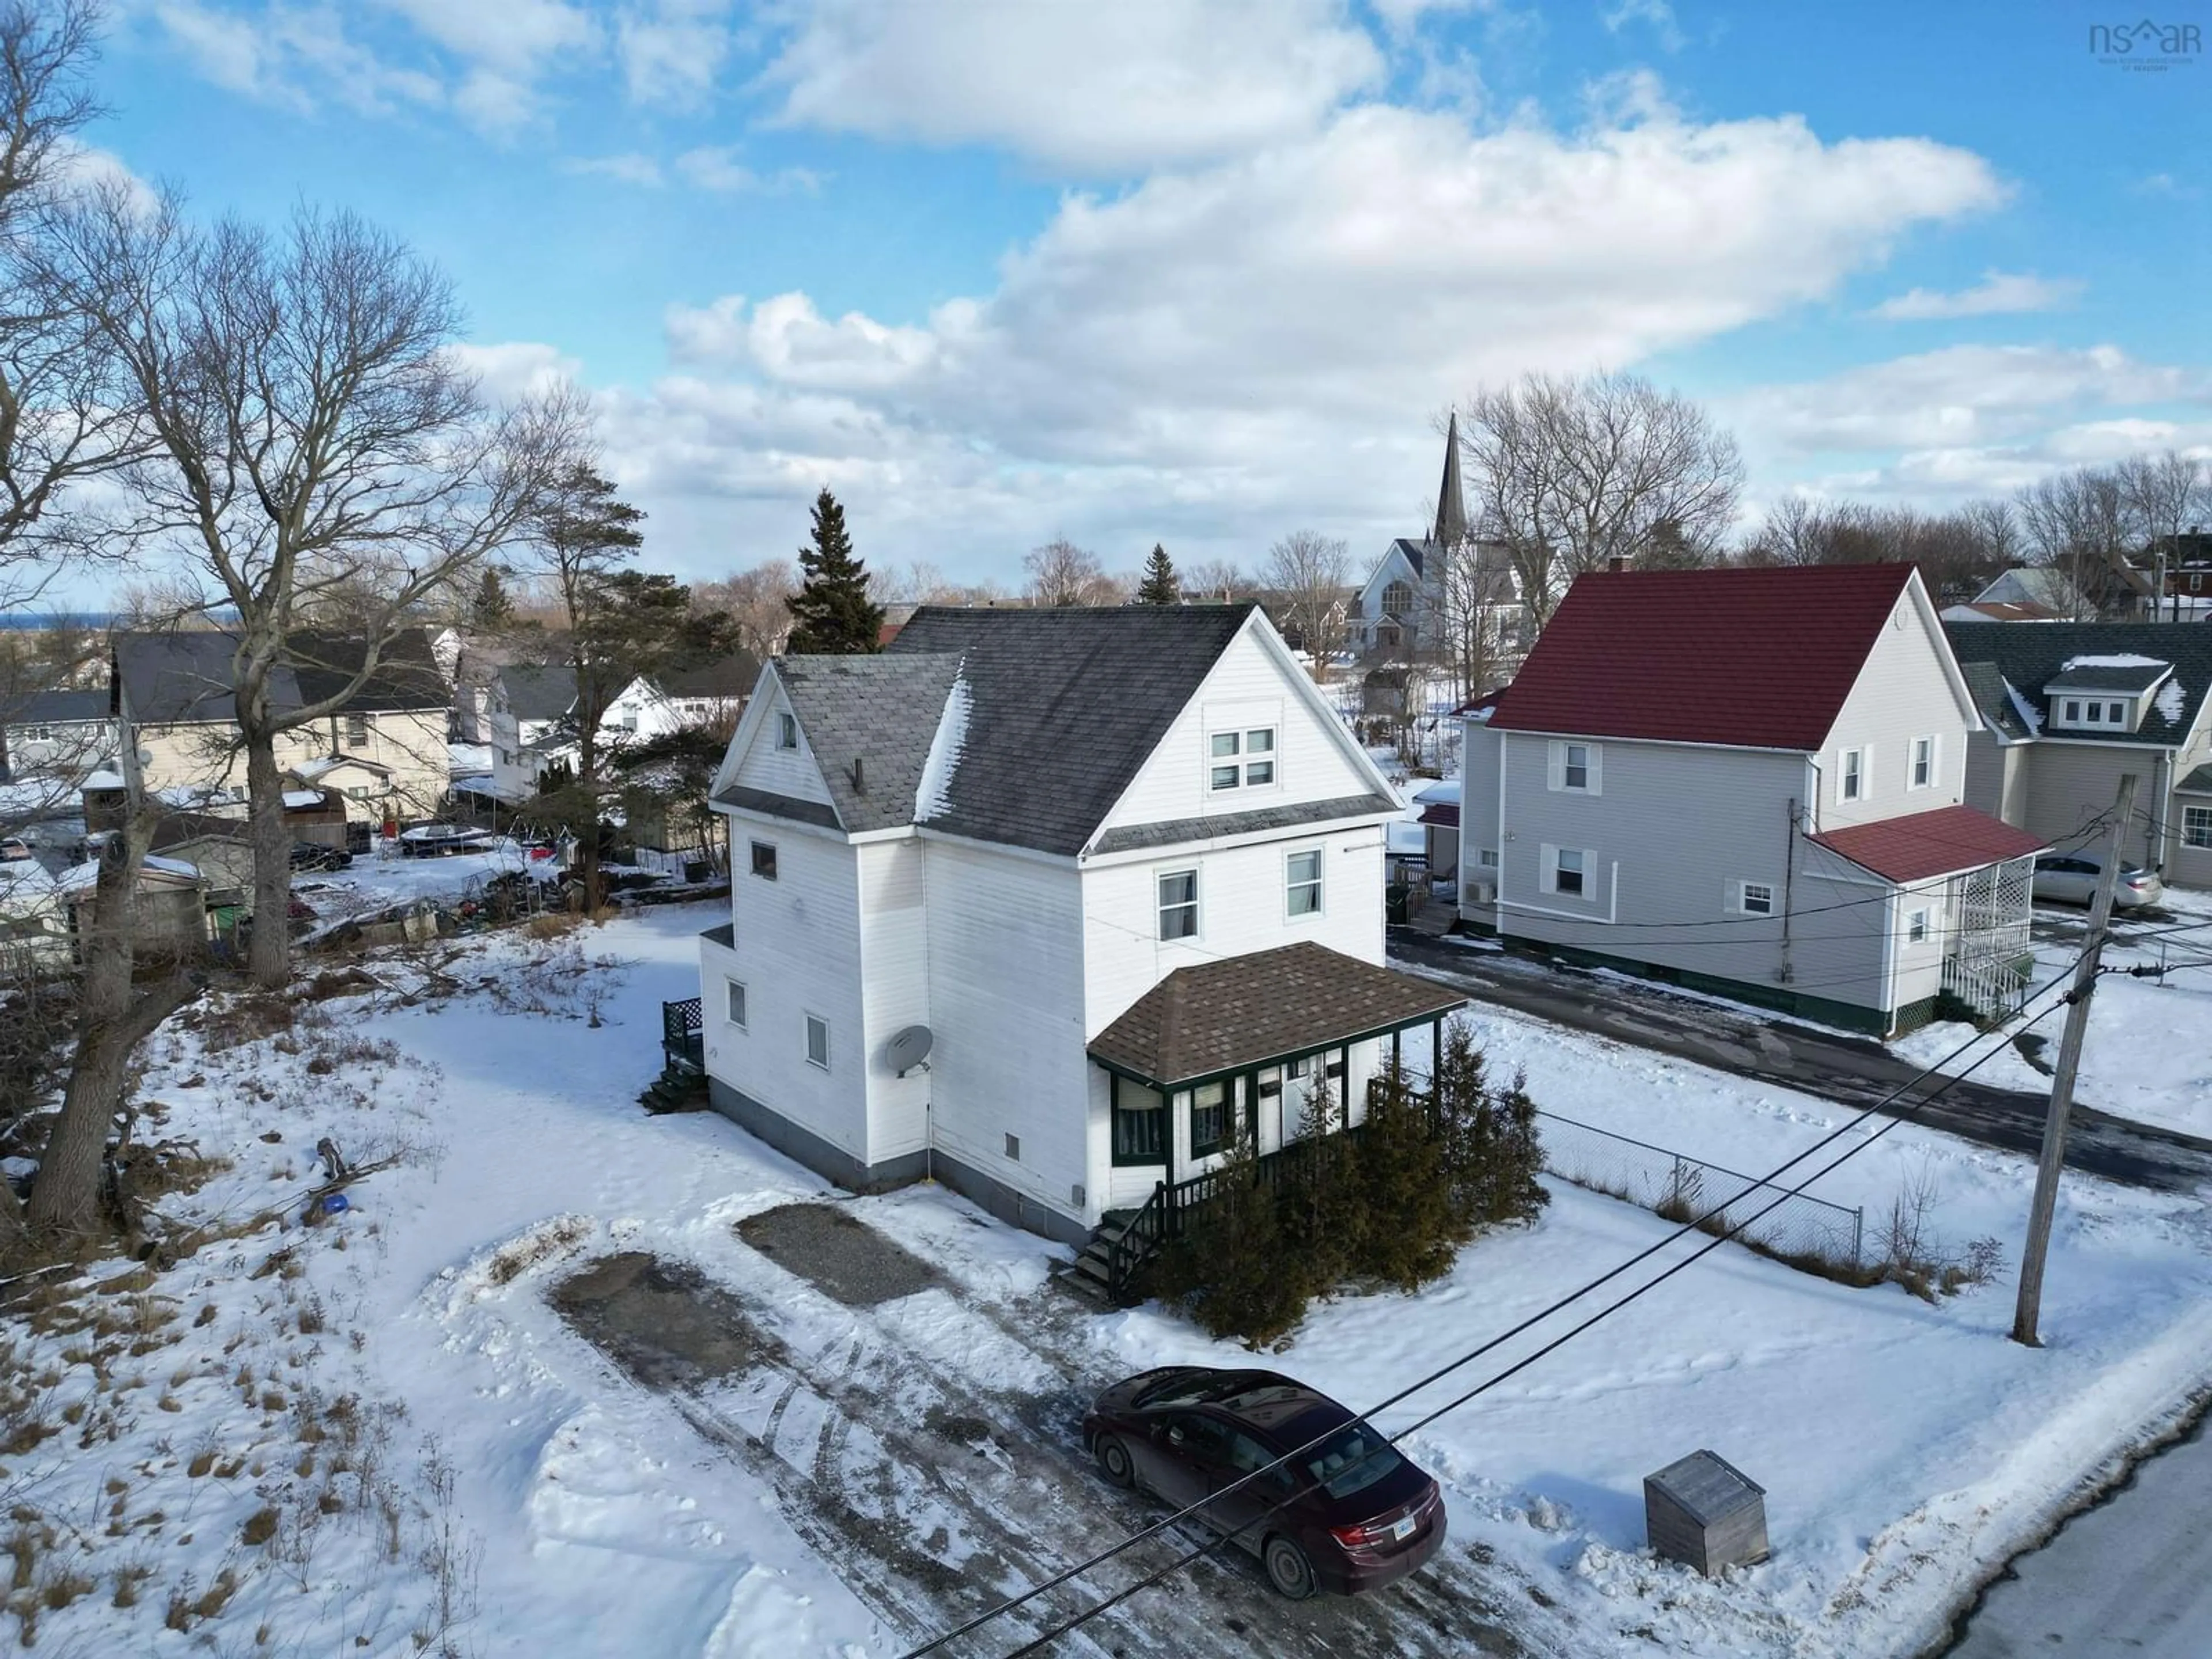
1488,564,1921,750
1807,805,2046,884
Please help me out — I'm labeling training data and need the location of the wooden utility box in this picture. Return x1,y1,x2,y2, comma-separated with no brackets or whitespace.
1644,1450,1768,1577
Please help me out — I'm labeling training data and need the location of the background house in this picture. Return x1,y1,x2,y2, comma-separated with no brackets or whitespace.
57,854,210,959
693,603,1449,1249
113,630,453,828
1460,564,2043,1036
1946,622,2212,888
0,686,116,781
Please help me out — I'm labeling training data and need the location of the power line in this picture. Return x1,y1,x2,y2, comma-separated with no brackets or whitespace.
990,990,2066,1659
895,956,2084,1659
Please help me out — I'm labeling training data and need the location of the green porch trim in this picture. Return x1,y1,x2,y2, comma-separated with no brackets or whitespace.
1530,941,1897,1037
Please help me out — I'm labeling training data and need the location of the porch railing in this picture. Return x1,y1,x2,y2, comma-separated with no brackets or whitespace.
661,997,704,1073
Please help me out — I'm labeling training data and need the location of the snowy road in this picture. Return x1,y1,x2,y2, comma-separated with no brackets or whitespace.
1947,1405,2212,1658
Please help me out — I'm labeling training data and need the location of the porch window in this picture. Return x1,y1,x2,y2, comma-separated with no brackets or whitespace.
751,841,778,880
1190,1081,1227,1158
805,1013,829,1070
725,978,747,1029
1286,849,1323,916
2184,805,2212,849
1110,1080,1167,1165
1158,869,1199,940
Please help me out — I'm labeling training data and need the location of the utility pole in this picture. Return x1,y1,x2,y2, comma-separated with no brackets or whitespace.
2012,772,2137,1347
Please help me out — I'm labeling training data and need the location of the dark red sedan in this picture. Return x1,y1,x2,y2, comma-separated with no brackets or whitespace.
1082,1365,1446,1600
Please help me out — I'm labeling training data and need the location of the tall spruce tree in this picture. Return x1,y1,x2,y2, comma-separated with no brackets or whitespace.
470,566,515,630
1136,542,1180,605
787,487,884,653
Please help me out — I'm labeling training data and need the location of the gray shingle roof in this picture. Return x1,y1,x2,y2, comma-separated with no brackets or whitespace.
499,662,579,722
1959,661,2032,741
887,604,1255,855
773,654,965,834
2,687,109,726
1090,791,1399,855
2177,764,2212,796
1088,942,1467,1089
660,652,763,700
2043,660,2173,693
116,629,449,724
1944,623,2212,748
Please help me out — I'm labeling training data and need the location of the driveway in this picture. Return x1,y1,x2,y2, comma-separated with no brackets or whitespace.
551,1205,1550,1658
1388,929,2212,1194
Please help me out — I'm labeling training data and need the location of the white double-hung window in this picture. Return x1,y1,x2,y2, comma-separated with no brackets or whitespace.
1158,869,1199,940
1909,736,1936,790
1735,880,1775,916
1209,728,1277,791
1547,740,1600,794
1839,747,1868,802
1543,846,1592,898
1286,849,1323,916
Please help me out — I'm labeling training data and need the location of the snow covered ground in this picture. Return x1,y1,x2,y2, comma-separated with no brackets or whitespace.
5,902,2210,1657
1893,894,2212,1139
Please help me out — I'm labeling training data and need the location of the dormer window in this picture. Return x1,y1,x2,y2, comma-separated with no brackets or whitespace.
2046,657,2169,733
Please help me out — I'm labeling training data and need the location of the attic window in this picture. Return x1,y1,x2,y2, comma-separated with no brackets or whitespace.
1209,728,1277,791
776,711,798,750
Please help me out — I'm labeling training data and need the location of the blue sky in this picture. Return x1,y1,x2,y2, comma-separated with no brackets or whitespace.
63,0,2212,590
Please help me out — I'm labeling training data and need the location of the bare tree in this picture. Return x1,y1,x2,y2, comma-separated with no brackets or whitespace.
1741,495,2020,600
46,194,571,985
1261,530,1352,680
2116,450,2207,621
1182,558,1248,603
1460,370,1744,626
1024,536,1115,605
0,0,141,602
2017,467,2132,620
696,558,796,658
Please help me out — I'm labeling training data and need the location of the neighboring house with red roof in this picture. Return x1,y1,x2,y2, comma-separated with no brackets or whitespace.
1457,563,2044,1036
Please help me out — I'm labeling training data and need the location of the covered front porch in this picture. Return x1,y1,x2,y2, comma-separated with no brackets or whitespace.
1081,942,1468,1289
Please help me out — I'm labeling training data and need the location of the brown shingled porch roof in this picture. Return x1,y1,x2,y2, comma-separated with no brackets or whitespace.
1088,941,1467,1091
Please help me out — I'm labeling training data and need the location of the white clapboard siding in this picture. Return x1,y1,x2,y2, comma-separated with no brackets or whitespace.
704,814,869,1158
857,838,932,1161
728,678,835,806
923,838,1094,1218
1081,830,1385,1036
1095,623,1382,837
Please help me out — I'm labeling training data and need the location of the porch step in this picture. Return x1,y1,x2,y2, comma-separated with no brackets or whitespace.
1057,1208,1154,1308
639,1063,709,1115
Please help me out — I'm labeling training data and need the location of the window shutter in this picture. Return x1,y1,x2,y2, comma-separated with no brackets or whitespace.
1540,843,1558,892
1546,743,1565,792
1585,744,1602,797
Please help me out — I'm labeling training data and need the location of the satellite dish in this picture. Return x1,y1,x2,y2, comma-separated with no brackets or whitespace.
887,1024,934,1077
137,749,153,767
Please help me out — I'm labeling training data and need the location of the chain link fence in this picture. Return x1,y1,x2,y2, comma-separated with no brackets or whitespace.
1535,1109,1863,1271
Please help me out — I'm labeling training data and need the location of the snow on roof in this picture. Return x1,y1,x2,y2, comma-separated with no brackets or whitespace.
2004,680,2044,738
915,668,972,823
283,789,327,809
0,859,59,896
2156,678,2186,724
2061,653,2171,670
82,769,125,790
1411,778,1461,805
56,853,202,893
1386,819,1425,854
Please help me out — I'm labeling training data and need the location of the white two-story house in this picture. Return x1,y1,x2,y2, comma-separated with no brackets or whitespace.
1458,564,2045,1036
689,603,1463,1248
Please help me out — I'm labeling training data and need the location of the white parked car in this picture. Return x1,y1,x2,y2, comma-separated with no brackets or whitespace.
2031,852,2164,911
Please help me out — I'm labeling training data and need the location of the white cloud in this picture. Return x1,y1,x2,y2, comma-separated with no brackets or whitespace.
594,101,2005,581
671,146,821,193
1733,345,2210,454
1868,270,2084,320
563,151,667,187
50,139,161,214
371,0,596,78
448,341,582,405
1600,0,1683,52
762,0,1387,172
617,0,736,108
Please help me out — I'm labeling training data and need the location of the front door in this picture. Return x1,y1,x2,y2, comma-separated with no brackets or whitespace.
1257,1069,1285,1154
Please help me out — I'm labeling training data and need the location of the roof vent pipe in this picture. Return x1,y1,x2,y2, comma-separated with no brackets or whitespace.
851,756,865,793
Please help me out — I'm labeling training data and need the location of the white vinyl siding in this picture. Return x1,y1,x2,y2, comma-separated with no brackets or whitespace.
1547,740,1601,794
2186,805,2212,850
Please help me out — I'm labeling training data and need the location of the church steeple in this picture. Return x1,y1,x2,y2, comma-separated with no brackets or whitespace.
1433,411,1468,548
